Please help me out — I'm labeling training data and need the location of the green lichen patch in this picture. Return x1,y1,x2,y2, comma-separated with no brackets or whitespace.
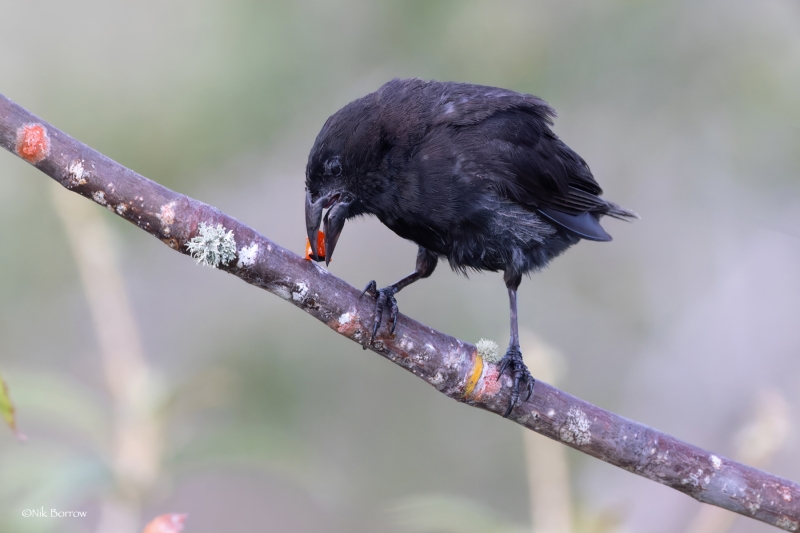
476,338,500,363
186,222,237,268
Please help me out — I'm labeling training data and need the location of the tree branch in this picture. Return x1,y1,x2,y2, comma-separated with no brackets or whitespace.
1,93,798,531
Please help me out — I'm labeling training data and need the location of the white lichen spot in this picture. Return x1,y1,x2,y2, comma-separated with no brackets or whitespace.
681,469,705,488
776,516,799,531
338,312,353,325
273,285,291,300
778,486,793,502
237,242,259,268
517,412,533,425
291,281,309,302
116,203,128,215
710,455,722,470
92,190,107,205
559,407,591,446
745,494,762,515
158,201,176,228
185,222,237,268
429,372,444,386
400,336,416,353
476,338,500,363
67,159,87,187
547,409,555,418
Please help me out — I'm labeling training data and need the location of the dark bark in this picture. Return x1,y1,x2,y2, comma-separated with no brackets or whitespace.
1,93,798,531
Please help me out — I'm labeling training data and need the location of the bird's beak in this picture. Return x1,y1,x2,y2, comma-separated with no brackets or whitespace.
322,197,351,266
305,189,351,265
305,189,326,261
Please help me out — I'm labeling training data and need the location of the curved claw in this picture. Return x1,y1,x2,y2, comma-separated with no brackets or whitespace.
497,348,535,418
360,280,377,299
360,282,399,349
497,357,510,379
389,298,399,334
371,289,387,343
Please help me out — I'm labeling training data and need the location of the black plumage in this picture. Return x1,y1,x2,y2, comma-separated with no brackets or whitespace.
305,78,637,416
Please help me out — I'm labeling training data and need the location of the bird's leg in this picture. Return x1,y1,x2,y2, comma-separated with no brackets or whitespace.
360,247,438,348
497,272,535,417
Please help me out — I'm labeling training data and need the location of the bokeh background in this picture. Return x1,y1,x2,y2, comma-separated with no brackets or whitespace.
1,1,799,532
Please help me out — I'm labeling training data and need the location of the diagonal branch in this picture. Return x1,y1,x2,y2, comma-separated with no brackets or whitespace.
1,93,798,531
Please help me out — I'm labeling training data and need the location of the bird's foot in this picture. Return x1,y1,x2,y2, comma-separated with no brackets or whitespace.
359,280,399,349
497,347,535,417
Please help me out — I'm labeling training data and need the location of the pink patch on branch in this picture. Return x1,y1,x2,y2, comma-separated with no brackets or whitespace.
142,513,187,533
15,123,50,164
472,363,502,401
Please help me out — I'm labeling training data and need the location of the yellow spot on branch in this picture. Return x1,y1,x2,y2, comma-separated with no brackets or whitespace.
464,352,484,398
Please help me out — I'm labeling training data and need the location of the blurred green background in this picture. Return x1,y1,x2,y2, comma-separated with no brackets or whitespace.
1,1,799,532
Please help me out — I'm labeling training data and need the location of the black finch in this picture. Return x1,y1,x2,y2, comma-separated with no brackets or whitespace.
305,78,637,416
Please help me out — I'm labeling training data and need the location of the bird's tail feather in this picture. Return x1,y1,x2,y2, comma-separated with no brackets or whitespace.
604,201,639,221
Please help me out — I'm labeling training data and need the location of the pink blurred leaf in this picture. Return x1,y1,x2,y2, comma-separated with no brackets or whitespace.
142,514,187,533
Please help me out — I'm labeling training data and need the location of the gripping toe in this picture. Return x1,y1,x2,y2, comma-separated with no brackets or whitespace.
497,348,535,417
360,282,399,349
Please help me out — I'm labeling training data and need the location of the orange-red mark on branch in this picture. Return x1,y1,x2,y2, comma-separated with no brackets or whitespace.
142,513,187,533
470,362,502,402
15,123,50,164
305,230,326,261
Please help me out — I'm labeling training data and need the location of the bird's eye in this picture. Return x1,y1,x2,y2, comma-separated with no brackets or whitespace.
325,158,342,177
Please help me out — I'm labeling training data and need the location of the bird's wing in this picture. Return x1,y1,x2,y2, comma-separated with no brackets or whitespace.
428,83,605,210
378,80,636,240
430,83,558,128
427,83,623,241
477,111,607,215
457,110,609,210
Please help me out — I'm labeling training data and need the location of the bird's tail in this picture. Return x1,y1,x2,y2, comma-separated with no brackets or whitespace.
604,201,640,221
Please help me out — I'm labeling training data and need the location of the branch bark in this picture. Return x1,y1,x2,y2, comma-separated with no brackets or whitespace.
1,93,798,531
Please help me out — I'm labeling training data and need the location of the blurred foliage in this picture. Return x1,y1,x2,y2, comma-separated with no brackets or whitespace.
0,370,21,439
1,1,799,532
390,493,528,533
389,492,620,533
141,513,186,533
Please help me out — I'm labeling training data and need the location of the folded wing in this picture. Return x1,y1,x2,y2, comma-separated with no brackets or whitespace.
429,84,636,240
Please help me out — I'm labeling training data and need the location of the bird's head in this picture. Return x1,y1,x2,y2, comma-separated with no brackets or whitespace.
305,94,386,265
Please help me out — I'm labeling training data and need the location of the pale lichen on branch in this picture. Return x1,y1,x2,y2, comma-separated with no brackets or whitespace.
476,338,501,364
185,222,237,268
